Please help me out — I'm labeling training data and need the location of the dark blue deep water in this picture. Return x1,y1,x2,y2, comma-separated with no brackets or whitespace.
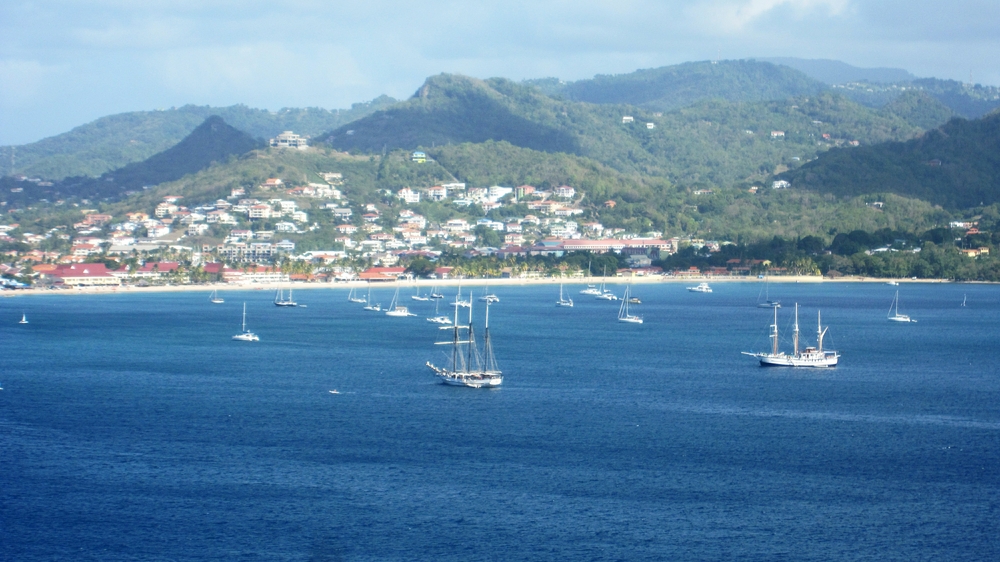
2,282,999,560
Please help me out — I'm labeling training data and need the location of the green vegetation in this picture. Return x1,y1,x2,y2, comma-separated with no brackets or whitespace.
1,98,397,180
544,60,828,112
323,74,929,188
781,113,1000,209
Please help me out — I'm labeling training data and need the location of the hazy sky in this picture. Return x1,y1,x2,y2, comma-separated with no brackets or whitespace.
2,0,997,145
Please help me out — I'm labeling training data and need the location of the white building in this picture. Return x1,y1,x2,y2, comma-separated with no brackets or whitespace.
270,131,308,149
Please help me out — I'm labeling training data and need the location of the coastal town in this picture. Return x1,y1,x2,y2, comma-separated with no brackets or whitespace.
0,146,738,288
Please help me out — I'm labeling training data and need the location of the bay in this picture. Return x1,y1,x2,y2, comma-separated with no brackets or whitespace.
1,282,998,560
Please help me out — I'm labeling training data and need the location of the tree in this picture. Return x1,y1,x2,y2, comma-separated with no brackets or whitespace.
406,257,436,278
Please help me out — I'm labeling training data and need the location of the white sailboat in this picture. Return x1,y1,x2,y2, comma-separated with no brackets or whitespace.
479,287,499,303
579,260,601,295
454,286,471,308
595,266,618,300
386,287,416,317
961,294,967,307
232,303,259,341
757,275,781,308
19,313,28,324
347,286,367,303
429,287,445,299
556,282,574,307
209,289,224,304
742,303,839,367
411,286,431,301
617,285,643,323
887,290,915,322
426,297,452,325
274,287,297,307
426,299,502,388
362,285,381,312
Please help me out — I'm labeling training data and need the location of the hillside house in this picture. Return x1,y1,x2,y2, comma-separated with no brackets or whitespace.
270,131,308,149
411,151,426,163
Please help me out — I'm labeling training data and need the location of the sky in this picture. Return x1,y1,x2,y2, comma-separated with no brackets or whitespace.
1,0,998,145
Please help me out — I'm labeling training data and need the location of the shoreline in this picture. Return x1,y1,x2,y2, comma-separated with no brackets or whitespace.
0,275,961,297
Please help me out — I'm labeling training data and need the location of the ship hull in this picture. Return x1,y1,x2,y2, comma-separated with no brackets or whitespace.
756,353,839,368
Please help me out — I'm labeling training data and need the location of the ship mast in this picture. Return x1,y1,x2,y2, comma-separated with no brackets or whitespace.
793,303,800,356
771,305,779,356
817,310,828,353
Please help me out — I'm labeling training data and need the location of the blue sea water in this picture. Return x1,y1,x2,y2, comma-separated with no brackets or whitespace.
1,282,999,561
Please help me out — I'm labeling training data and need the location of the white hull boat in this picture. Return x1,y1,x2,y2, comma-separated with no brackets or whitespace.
743,303,839,367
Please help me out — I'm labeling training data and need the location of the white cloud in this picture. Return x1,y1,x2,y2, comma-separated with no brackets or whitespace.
688,0,851,32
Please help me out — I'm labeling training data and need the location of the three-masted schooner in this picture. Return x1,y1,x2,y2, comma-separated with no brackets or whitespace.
426,297,502,388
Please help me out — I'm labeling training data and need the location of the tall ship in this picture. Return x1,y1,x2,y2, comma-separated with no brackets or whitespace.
273,288,297,307
426,299,502,388
742,303,839,367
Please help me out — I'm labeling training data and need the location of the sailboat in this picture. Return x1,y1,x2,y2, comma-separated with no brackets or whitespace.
742,303,839,367
757,275,781,308
411,286,431,301
386,287,416,317
618,285,643,323
19,313,28,324
426,299,502,388
595,266,618,300
961,294,967,307
579,260,601,295
209,289,224,304
429,287,445,299
887,290,915,322
347,286,367,303
556,282,574,307
274,287,297,307
362,285,381,312
426,297,452,325
454,286,471,308
479,286,499,303
232,303,259,341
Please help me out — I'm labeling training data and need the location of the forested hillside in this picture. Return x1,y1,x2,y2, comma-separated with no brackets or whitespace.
780,113,1000,209
5,116,262,205
323,73,929,186
2,98,396,180
535,60,827,111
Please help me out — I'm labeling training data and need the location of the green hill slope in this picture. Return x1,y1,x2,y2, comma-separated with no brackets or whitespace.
323,74,927,187
9,116,262,205
540,60,828,111
780,113,1000,208
2,98,396,180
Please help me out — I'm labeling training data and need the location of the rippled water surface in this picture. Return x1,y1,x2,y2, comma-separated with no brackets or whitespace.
2,282,998,560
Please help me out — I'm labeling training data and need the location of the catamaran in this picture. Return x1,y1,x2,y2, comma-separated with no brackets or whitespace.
556,282,574,307
232,303,259,342
426,299,502,388
479,287,499,303
887,290,915,322
386,287,416,317
618,285,642,323
742,303,839,367
274,288,297,307
209,289,224,304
